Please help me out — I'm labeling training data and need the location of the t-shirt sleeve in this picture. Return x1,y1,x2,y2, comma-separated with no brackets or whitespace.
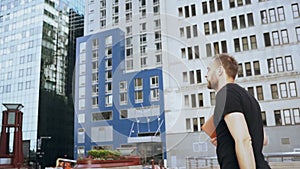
222,87,243,117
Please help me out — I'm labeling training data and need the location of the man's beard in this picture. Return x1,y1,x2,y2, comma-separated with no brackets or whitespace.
207,80,212,89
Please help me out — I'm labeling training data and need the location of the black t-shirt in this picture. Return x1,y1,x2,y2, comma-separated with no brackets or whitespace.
213,83,270,169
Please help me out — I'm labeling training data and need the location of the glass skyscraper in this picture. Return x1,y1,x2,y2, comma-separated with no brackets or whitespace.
0,0,84,167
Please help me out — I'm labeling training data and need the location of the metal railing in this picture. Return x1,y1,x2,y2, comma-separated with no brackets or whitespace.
186,152,300,169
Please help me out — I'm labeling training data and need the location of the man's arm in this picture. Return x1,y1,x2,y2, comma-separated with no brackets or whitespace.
224,112,255,169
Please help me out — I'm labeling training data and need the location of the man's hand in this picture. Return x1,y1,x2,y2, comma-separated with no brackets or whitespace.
211,137,217,146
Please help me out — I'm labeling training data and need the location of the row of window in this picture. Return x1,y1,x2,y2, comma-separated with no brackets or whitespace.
186,107,300,132
90,0,160,30
263,108,300,126
182,55,293,85
179,25,198,39
183,27,299,58
178,4,196,18
183,81,297,109
182,70,202,85
0,67,34,81
0,80,33,93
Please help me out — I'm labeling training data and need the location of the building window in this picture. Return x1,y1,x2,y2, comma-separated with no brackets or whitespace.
239,15,246,28
247,13,254,26
120,81,127,92
191,4,196,16
135,91,143,103
193,25,198,37
105,95,113,106
204,22,210,35
213,42,219,55
257,86,264,100
274,110,282,126
277,6,285,21
92,111,112,121
197,93,204,107
279,83,288,98
263,32,271,47
209,0,215,12
186,119,191,130
271,84,279,99
296,27,300,41
186,26,191,38
191,94,196,108
247,87,254,96
196,69,201,83
285,55,293,71
253,61,260,75
151,89,159,101
120,110,128,119
261,10,268,24
140,45,147,55
276,57,284,72
217,0,223,11
250,35,257,49
283,109,292,125
189,71,195,84
289,81,297,97
231,16,238,30
78,129,85,143
194,45,200,59
206,43,212,57
291,3,300,18
105,83,112,94
221,40,227,53
178,7,183,17
293,108,300,124
267,58,275,73
140,57,147,67
281,29,289,44
238,63,244,77
212,21,217,34
150,76,159,88
183,72,188,82
269,8,276,22
202,2,208,14
229,0,235,8
156,54,162,64
219,19,225,32
126,60,133,71
120,93,128,105
188,47,193,60
92,39,99,49
210,92,216,105
272,31,280,45
242,37,249,51
245,62,252,76
234,38,240,52
135,78,143,90
184,6,190,18
261,111,267,126
193,118,199,132
184,95,189,107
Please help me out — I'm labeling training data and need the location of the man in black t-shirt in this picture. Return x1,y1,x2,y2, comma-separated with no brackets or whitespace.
205,54,270,169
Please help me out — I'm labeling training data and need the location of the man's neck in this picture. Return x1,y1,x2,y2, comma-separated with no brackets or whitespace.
216,78,235,93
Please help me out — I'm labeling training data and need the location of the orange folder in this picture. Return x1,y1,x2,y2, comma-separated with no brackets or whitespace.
201,115,217,138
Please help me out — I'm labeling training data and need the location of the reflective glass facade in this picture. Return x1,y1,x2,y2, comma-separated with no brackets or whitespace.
0,0,84,166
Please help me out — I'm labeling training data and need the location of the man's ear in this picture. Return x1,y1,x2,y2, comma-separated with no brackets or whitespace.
217,66,223,75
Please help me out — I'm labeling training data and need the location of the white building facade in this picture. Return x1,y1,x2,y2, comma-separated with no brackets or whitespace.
79,0,300,167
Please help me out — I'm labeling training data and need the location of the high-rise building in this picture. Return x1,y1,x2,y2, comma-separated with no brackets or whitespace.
75,0,300,168
0,0,84,167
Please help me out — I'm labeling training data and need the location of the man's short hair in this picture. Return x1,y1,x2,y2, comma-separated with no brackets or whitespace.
214,53,238,79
